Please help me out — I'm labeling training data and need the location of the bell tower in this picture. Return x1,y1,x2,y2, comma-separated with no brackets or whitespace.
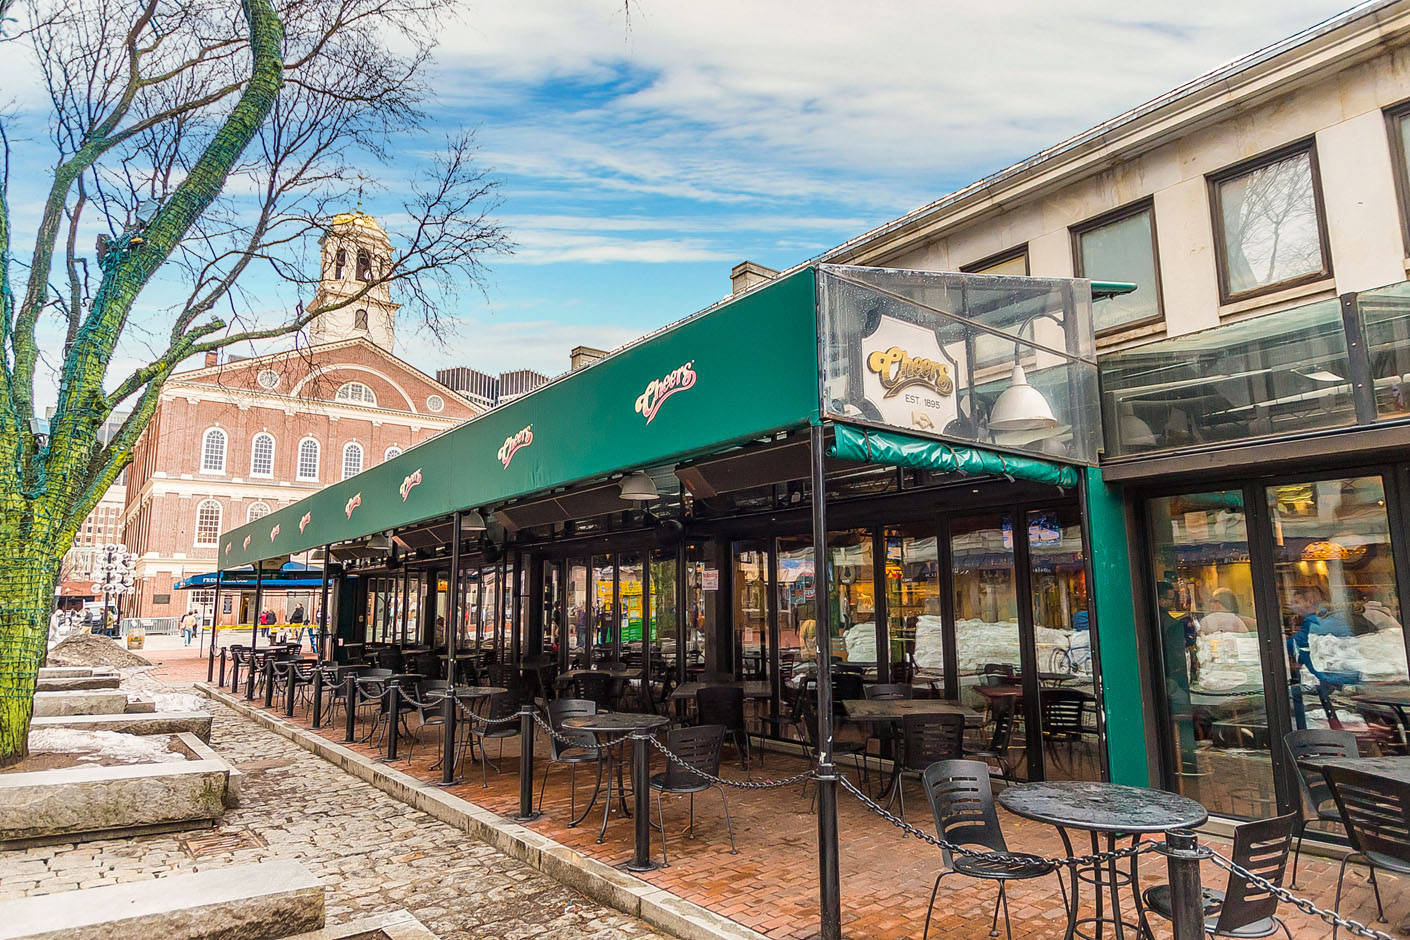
307,210,400,351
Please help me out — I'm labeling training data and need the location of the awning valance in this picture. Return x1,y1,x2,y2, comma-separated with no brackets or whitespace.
827,424,1080,489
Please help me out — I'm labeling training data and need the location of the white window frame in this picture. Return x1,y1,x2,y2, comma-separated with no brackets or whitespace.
342,442,364,480
194,498,222,546
336,381,377,406
250,432,275,477
296,437,321,481
200,428,227,473
384,445,402,462
247,501,271,523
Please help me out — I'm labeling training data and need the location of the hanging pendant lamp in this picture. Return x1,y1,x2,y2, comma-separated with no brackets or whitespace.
988,362,1058,432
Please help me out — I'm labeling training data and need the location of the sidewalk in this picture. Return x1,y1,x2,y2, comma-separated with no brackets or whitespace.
0,670,668,940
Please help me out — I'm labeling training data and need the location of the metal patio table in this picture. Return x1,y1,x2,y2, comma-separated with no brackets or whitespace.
561,712,670,871
669,680,771,720
844,699,980,799
998,781,1208,940
1302,754,1410,785
1348,684,1410,749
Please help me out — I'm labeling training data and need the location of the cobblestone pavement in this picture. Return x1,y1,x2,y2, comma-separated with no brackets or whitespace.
0,690,668,940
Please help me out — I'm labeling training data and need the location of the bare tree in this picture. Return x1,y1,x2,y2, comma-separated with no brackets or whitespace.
0,0,508,764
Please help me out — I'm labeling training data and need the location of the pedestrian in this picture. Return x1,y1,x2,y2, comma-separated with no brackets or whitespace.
290,603,306,651
180,609,198,646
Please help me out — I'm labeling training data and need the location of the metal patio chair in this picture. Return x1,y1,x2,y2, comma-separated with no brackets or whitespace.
566,671,614,711
1326,765,1410,938
468,690,522,788
650,724,737,865
696,685,753,770
1282,728,1357,886
1144,813,1298,940
921,759,1063,940
539,698,603,819
890,713,966,825
968,693,1020,783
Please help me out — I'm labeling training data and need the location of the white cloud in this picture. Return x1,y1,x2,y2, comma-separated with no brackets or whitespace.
410,315,642,377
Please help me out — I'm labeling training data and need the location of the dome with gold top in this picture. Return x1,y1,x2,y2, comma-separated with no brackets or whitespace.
328,209,388,238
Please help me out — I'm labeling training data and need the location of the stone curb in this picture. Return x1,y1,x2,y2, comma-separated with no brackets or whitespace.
199,684,767,940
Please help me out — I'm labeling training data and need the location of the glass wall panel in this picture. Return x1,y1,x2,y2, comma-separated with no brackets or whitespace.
649,550,676,667
403,573,422,645
431,573,448,648
1267,477,1409,743
777,536,815,687
952,513,1019,700
1148,491,1275,819
1354,280,1410,419
592,555,616,660
479,566,498,659
1029,506,1099,781
619,553,645,660
733,543,769,680
1101,297,1354,456
566,560,589,667
883,524,940,680
684,545,708,673
831,530,876,673
542,561,561,657
459,571,478,651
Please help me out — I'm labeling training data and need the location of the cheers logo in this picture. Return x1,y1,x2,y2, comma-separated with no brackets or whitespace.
399,468,423,502
635,361,696,425
242,535,251,550
299,512,312,534
498,426,533,468
269,523,281,542
345,492,362,519
865,346,953,399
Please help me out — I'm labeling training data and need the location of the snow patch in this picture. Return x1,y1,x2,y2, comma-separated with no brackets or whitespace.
154,692,209,713
27,728,185,764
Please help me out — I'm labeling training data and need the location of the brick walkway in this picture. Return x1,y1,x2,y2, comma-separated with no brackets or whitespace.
165,647,1409,940
0,675,666,940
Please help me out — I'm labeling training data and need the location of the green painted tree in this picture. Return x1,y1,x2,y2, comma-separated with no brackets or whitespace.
0,0,506,765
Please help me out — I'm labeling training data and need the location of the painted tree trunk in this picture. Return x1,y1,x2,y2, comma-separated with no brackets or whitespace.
0,550,60,767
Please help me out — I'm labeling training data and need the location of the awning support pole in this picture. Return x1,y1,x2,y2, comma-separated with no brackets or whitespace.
443,512,463,786
318,548,331,663
247,566,263,700
811,423,842,940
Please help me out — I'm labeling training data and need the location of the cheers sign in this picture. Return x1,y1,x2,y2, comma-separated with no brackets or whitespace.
345,492,362,518
498,426,533,468
635,361,696,425
865,346,953,399
399,468,423,501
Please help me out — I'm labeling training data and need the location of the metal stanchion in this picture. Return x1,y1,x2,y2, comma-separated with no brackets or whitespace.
285,661,298,717
263,658,276,708
515,705,539,821
312,668,324,729
1163,829,1206,940
345,676,357,742
627,729,657,871
441,692,458,785
218,648,227,687
385,681,401,761
231,651,241,694
207,637,216,682
246,650,258,700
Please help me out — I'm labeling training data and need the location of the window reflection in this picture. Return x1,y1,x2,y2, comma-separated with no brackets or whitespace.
733,543,768,680
831,530,876,672
884,525,941,682
566,561,588,667
1215,147,1327,297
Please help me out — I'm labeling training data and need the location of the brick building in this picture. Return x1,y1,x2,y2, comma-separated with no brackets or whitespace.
121,212,480,622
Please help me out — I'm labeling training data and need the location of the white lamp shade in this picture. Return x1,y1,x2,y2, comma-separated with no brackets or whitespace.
619,471,658,502
988,363,1058,432
460,509,487,532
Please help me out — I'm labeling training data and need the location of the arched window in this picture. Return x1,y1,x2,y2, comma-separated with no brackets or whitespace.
201,428,226,472
250,432,275,476
195,499,222,546
356,249,372,282
297,438,320,480
354,309,369,330
247,501,271,522
336,381,377,406
334,248,347,279
342,442,364,480
384,446,402,461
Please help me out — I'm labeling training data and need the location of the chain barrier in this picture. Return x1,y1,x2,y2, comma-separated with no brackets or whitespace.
528,711,638,752
643,733,817,790
836,775,1156,868
1207,850,1398,940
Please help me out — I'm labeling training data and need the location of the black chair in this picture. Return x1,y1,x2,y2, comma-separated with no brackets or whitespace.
798,695,870,809
469,690,522,788
403,679,452,763
1144,813,1298,940
1326,765,1410,938
698,671,734,685
890,713,966,824
863,683,913,774
921,759,1062,940
649,724,737,864
353,668,395,741
969,694,1020,783
374,646,404,673
409,650,440,680
1283,729,1357,886
539,699,603,818
1039,688,1087,773
696,686,751,770
567,671,614,711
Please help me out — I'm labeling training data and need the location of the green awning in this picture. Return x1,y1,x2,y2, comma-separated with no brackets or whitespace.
828,424,1080,489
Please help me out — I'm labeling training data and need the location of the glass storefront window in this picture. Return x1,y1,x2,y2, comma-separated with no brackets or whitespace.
831,530,876,672
1267,477,1409,734
479,566,498,657
1029,506,1099,781
733,543,769,680
460,572,478,650
592,555,615,660
1354,280,1410,419
883,525,941,680
1148,491,1275,820
952,514,1019,707
684,545,707,672
650,550,677,664
566,561,588,667
777,536,815,686
542,562,561,657
619,553,644,659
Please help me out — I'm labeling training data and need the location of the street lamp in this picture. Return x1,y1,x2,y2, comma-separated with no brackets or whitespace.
93,543,137,637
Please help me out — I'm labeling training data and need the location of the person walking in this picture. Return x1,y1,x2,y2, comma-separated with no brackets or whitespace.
289,603,306,651
180,609,199,646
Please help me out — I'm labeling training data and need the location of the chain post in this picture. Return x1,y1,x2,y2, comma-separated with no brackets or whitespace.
385,681,401,761
263,658,276,708
345,675,357,742
441,691,458,786
515,705,540,821
207,637,216,682
627,728,658,871
284,661,298,717
1163,829,1206,940
218,647,227,687
312,668,324,729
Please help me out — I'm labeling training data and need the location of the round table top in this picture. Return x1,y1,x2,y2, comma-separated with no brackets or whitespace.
998,781,1208,833
455,685,508,698
562,712,670,734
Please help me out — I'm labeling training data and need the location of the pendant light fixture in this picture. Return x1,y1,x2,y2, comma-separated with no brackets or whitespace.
988,362,1058,432
460,509,487,532
618,470,659,502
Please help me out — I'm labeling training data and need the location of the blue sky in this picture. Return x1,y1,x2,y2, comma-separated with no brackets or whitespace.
4,0,1363,401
